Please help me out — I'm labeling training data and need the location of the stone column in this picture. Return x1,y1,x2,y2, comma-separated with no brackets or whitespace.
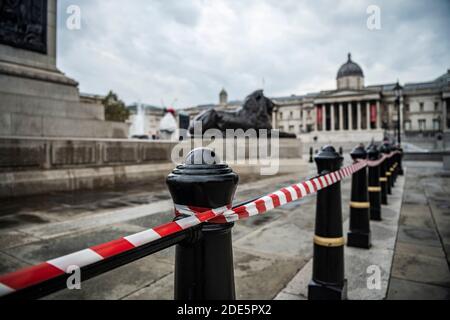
314,106,318,131
322,105,326,131
331,104,335,131
339,103,344,131
357,102,362,130
444,99,448,131
348,103,353,131
300,107,304,133
272,107,277,129
366,102,371,130
376,101,381,130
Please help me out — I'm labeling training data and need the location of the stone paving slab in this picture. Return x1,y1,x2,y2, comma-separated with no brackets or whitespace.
17,200,173,240
0,229,41,251
44,256,174,300
397,225,442,248
398,204,435,229
394,241,446,259
123,273,175,300
0,252,29,274
387,278,450,300
391,250,450,287
4,223,148,264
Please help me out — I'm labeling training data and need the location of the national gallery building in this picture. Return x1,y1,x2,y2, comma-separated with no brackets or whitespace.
184,54,450,143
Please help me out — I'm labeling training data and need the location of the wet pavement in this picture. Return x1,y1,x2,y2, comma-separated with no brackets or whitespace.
0,163,322,300
0,160,449,300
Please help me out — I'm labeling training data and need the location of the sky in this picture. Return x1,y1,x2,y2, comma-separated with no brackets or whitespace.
57,0,450,108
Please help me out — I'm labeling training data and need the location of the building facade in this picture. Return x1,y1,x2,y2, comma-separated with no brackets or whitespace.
184,54,450,144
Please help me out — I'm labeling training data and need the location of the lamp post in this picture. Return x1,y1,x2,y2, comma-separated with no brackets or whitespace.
394,81,403,146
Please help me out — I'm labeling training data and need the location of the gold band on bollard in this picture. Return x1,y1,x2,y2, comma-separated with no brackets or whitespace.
386,172,392,176
390,168,394,172
314,235,345,247
350,201,370,209
368,186,381,192
380,177,387,182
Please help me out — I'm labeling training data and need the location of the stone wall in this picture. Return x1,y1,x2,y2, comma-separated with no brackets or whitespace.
0,137,178,171
403,151,450,162
299,129,384,154
0,137,304,198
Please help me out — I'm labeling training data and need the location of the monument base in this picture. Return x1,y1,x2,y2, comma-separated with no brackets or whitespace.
0,61,128,138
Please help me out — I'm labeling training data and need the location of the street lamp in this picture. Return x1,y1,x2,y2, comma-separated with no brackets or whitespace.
394,81,403,146
394,80,404,175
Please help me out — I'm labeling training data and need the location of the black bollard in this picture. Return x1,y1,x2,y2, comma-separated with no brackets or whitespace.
308,145,347,300
347,145,371,249
391,146,398,185
379,144,389,205
309,147,314,163
380,143,392,195
398,146,404,175
389,145,396,187
389,145,395,188
394,146,400,182
339,146,343,156
167,148,239,300
367,144,382,221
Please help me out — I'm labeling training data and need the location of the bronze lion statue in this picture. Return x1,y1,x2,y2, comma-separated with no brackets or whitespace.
189,90,296,138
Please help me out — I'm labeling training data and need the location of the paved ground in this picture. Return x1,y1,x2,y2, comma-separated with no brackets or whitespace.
0,160,449,300
276,165,405,300
387,161,450,300
0,164,321,300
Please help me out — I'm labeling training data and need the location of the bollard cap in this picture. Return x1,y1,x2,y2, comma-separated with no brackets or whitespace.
314,145,343,173
367,144,380,161
166,147,239,214
185,148,219,165
350,144,367,160
172,148,233,175
379,142,391,154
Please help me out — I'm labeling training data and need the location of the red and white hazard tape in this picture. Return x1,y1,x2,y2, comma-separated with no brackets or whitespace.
366,151,399,167
0,158,377,298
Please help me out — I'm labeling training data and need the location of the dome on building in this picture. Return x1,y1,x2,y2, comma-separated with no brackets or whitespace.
337,53,364,79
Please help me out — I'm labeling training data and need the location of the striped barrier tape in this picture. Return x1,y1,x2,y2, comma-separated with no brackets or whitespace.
0,157,382,298
366,151,400,167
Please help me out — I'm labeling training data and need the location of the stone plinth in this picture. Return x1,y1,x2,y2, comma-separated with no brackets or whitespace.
0,0,128,139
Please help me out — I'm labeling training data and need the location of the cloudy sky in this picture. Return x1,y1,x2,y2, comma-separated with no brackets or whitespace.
57,0,450,108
